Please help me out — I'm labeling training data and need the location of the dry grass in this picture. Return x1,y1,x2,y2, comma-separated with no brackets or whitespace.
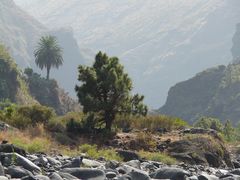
115,115,188,132
0,128,54,153
0,127,122,161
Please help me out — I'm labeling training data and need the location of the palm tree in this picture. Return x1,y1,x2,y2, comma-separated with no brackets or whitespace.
34,35,63,80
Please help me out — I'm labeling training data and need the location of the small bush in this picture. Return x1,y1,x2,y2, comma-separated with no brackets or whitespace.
130,132,157,150
194,117,223,132
48,112,83,133
16,105,55,125
26,138,51,153
0,104,55,129
139,150,177,165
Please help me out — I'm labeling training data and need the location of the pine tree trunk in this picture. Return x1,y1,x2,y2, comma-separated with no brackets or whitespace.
105,111,114,131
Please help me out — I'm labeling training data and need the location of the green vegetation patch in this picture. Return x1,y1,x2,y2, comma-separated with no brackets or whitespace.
139,150,177,165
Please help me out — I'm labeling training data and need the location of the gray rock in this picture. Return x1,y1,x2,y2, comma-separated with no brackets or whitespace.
35,175,50,180
230,169,240,176
117,175,132,180
0,144,26,156
61,168,105,180
6,165,32,178
117,150,140,161
49,172,63,180
58,172,79,180
0,162,4,176
128,170,151,180
105,160,120,169
198,173,219,180
35,156,49,167
62,157,82,168
150,167,190,180
1,153,41,173
125,160,141,169
106,171,117,179
187,175,199,180
21,175,37,180
0,176,8,180
82,158,103,168
46,157,61,167
219,174,240,180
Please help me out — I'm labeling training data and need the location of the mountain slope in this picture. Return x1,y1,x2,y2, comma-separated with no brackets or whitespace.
14,0,240,108
0,0,44,67
0,0,86,97
159,24,240,124
0,44,37,105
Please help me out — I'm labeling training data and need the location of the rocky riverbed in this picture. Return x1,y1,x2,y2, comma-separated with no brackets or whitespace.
0,144,240,180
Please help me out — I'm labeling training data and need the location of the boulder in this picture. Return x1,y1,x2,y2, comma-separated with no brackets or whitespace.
58,172,79,180
168,136,233,167
125,160,141,169
0,153,41,173
61,168,105,180
82,158,103,168
128,170,151,180
117,150,140,161
105,160,120,169
6,165,32,178
150,167,190,180
230,169,240,175
0,162,4,176
106,171,117,179
46,157,62,167
0,176,8,180
0,144,26,156
49,172,63,180
198,173,218,180
35,175,50,180
62,157,82,168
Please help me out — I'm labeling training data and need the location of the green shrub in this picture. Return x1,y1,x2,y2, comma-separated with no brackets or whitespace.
65,113,100,134
130,132,157,150
48,112,83,133
66,118,82,133
79,144,122,161
16,105,55,126
47,119,66,133
9,135,51,153
0,104,55,129
194,117,223,132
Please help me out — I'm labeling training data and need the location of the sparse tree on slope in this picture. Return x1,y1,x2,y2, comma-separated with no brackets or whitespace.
34,35,63,80
75,51,148,131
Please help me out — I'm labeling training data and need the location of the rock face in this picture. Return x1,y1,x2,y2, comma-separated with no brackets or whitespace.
0,49,37,105
159,23,240,124
159,65,226,123
167,135,232,168
160,61,240,124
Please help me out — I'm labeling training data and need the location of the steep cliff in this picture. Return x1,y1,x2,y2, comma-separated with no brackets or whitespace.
0,45,37,105
159,23,240,124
